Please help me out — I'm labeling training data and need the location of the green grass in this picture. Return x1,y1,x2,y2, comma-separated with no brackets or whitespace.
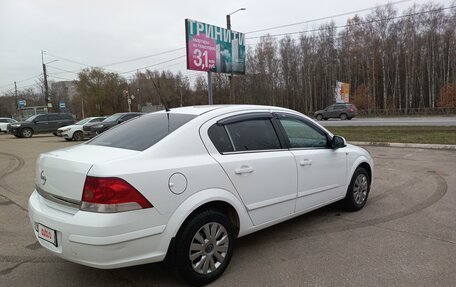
326,126,456,145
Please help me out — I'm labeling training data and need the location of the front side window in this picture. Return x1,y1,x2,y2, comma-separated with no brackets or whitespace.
34,115,48,122
278,116,328,149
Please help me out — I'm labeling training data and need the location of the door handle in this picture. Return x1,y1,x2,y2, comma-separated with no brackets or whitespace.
300,159,312,166
235,166,254,175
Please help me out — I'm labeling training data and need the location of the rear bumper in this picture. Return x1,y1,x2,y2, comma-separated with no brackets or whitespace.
28,190,169,269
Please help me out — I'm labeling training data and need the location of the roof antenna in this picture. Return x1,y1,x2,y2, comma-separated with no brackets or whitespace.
150,76,170,112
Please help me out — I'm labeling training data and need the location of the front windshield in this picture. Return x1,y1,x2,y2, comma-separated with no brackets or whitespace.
76,118,92,125
25,115,39,122
103,114,123,122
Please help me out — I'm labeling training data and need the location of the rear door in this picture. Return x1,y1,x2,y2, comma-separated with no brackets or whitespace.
275,113,348,212
202,112,298,226
47,114,62,132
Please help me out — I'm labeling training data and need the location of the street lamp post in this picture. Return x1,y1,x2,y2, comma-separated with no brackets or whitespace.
226,8,246,104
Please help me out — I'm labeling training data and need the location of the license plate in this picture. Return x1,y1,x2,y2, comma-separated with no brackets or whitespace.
38,224,57,246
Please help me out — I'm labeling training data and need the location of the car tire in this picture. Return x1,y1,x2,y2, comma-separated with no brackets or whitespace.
64,138,72,141
21,128,33,138
342,167,370,211
316,114,323,121
72,131,83,141
176,209,235,286
340,113,348,120
52,132,58,136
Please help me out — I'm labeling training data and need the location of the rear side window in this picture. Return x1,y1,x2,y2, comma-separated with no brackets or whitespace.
48,114,60,121
227,119,280,151
88,113,196,151
208,125,234,153
208,116,281,153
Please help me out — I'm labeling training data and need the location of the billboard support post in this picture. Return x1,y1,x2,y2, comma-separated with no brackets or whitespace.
208,71,213,105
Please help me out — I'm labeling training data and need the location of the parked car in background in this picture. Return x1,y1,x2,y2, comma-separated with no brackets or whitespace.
0,118,17,133
84,112,143,137
29,105,373,285
7,113,74,138
314,103,357,120
57,117,106,141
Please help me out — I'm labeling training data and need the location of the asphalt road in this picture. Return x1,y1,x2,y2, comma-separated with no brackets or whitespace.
318,116,456,126
1,134,455,286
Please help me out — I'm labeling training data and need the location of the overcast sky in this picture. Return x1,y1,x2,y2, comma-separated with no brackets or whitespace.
0,0,452,94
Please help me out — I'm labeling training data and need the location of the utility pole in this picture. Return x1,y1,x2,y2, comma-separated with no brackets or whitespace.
41,50,50,110
226,8,245,104
226,14,233,104
14,81,21,120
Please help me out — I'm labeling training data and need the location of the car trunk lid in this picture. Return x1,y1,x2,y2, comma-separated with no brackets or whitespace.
36,144,139,204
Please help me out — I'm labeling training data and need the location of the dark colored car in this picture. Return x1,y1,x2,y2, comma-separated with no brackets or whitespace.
314,104,357,121
7,113,75,138
84,112,144,138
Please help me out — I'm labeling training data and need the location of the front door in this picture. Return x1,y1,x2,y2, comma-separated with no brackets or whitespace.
34,115,50,133
275,113,348,212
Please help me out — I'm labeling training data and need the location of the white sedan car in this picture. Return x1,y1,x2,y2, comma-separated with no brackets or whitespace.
57,117,106,141
0,117,17,133
29,105,373,285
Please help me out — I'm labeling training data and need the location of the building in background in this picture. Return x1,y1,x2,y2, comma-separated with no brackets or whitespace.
51,81,79,100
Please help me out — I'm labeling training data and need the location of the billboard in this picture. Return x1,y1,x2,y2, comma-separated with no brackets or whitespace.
335,81,350,103
185,19,245,74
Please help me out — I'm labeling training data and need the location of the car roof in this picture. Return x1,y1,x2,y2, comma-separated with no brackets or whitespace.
153,105,293,117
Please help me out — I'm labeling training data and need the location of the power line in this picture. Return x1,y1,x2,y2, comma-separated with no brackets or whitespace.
0,74,42,89
48,74,75,81
245,0,411,34
44,51,92,67
100,47,185,67
246,5,456,40
47,65,80,75
120,55,186,74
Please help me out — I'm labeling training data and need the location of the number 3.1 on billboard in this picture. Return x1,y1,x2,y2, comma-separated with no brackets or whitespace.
193,49,209,70
187,33,216,72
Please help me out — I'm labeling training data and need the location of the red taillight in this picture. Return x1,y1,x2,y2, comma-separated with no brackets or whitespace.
81,176,152,213
348,108,354,112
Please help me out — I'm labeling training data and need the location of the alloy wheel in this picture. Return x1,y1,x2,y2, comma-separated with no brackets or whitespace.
353,174,368,205
189,222,229,275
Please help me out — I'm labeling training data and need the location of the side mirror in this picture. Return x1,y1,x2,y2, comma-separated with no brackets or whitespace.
332,135,347,149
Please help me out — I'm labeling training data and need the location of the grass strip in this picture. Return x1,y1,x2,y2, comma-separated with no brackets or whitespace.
326,126,456,145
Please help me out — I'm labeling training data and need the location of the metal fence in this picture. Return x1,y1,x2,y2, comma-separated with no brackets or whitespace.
356,107,456,117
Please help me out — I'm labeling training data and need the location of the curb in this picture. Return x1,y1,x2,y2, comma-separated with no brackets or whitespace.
350,141,456,151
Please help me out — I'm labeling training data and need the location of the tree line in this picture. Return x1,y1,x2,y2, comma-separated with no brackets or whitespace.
1,2,455,119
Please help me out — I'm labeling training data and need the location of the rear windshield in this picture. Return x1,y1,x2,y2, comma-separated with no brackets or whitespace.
88,112,197,151
104,113,123,122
